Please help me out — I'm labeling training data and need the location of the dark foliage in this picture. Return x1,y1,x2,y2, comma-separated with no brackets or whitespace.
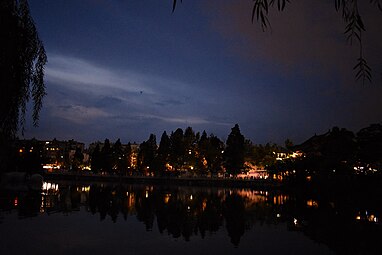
0,0,47,137
224,124,245,176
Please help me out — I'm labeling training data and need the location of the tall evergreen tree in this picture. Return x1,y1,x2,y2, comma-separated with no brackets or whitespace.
184,126,197,173
125,142,133,174
224,124,245,176
157,131,171,175
91,144,101,173
197,130,209,175
137,134,157,175
72,147,84,172
170,128,185,171
101,139,112,173
206,134,224,175
112,138,127,175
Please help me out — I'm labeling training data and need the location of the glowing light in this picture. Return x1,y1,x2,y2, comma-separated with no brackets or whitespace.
164,194,171,204
306,199,318,208
19,149,23,153
356,215,361,220
82,186,90,192
368,214,378,223
14,197,18,207
190,195,193,200
202,200,207,211
145,191,149,198
276,213,281,218
294,218,298,225
42,182,59,194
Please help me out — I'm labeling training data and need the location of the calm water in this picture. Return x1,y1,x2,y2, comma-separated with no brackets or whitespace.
0,181,380,255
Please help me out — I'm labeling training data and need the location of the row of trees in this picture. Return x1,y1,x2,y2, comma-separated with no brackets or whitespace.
89,123,382,178
90,124,247,177
272,125,382,180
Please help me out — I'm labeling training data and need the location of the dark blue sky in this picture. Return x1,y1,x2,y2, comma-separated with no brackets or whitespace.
24,0,382,145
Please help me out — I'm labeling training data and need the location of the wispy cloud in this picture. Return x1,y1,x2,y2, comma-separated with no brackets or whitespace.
140,114,232,126
52,105,111,124
45,54,205,106
45,54,155,95
43,54,231,131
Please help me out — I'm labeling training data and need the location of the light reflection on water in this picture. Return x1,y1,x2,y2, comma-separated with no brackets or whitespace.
1,181,381,254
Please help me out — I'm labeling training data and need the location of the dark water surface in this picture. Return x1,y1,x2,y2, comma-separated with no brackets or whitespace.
0,181,380,255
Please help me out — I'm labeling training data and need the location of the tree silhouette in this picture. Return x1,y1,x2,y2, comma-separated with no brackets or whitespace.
293,127,358,175
357,123,382,166
1,0,46,171
197,130,209,175
125,142,134,175
137,134,157,175
285,138,293,150
101,139,112,173
224,124,245,176
183,126,198,173
170,128,186,171
205,134,224,176
157,131,171,175
91,144,101,173
1,0,47,137
112,138,127,175
72,147,84,172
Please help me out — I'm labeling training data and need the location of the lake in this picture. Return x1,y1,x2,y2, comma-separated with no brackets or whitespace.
0,180,380,255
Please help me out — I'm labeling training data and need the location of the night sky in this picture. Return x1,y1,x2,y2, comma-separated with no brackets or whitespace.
24,0,382,146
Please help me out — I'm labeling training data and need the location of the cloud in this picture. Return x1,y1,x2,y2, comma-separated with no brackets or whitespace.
44,54,207,107
51,105,111,124
41,53,234,139
140,114,231,126
45,54,155,95
154,99,185,107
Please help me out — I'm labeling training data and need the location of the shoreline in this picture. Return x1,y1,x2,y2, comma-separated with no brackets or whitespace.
43,172,281,189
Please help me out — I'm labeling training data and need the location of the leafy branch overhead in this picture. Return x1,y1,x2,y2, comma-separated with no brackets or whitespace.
172,0,382,84
1,0,47,137
251,0,290,31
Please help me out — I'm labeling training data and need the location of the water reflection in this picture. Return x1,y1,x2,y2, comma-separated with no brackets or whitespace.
1,182,381,254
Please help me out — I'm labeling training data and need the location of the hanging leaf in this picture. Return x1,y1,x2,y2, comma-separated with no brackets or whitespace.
354,58,372,83
172,0,182,13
